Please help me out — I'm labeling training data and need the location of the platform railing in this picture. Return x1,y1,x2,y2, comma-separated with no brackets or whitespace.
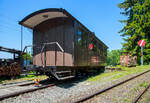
40,42,64,67
23,42,64,68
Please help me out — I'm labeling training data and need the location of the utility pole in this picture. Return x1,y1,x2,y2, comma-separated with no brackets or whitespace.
21,26,23,51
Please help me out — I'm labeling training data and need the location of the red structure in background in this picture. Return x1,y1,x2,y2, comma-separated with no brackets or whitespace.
120,52,137,67
88,43,93,50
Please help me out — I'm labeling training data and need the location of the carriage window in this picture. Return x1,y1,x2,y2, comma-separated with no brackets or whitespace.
78,27,88,48
89,34,94,49
82,31,88,48
77,29,82,47
89,34,98,53
78,30,82,42
97,44,101,55
93,40,97,52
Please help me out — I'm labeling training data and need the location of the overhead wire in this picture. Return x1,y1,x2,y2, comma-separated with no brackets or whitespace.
0,24,20,32
0,15,20,32
0,12,32,51
0,21,32,36
0,12,33,34
0,13,18,22
0,19,18,27
0,23,32,48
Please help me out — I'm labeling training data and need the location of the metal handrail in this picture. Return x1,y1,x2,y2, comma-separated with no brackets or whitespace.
42,42,64,52
40,42,64,67
23,42,64,67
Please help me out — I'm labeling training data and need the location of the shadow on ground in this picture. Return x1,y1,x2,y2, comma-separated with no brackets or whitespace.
40,69,105,89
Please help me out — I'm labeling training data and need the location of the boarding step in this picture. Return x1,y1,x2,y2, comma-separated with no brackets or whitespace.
56,70,73,79
58,76,75,80
50,70,75,80
55,71,71,74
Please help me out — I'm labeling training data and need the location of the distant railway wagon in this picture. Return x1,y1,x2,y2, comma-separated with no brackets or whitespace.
19,8,108,80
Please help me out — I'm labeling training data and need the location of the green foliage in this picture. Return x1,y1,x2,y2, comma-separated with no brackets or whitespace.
107,49,121,66
139,82,148,88
118,0,150,65
0,75,48,84
22,53,31,60
87,65,150,82
147,98,150,101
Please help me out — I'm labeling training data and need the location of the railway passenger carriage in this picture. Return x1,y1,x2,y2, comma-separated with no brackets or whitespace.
19,8,108,80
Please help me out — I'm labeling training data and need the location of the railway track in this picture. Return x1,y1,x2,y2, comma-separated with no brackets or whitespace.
0,79,48,89
1,69,150,102
0,77,81,101
132,83,150,103
0,79,55,101
73,69,150,103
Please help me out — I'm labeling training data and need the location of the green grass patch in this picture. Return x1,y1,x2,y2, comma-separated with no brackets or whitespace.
139,83,148,88
87,65,150,82
123,98,128,102
0,75,48,84
147,98,150,101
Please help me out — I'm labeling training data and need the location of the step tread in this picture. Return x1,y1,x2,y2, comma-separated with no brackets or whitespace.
56,71,71,74
58,76,75,80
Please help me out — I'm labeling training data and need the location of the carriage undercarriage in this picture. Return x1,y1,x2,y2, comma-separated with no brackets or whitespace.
34,66,105,80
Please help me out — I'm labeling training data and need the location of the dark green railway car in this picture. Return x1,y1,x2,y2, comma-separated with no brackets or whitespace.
19,8,108,80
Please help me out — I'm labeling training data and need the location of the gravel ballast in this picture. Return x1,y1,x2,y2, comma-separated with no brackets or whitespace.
137,86,150,103
1,69,150,103
84,70,150,103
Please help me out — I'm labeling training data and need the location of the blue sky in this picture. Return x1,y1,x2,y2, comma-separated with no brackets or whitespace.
0,0,125,58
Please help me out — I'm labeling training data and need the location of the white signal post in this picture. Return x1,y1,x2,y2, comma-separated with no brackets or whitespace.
141,46,143,65
138,40,146,66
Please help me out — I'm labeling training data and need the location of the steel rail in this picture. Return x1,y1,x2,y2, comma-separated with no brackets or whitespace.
18,79,48,86
0,79,48,90
0,83,55,101
132,83,150,103
0,77,79,101
72,69,150,103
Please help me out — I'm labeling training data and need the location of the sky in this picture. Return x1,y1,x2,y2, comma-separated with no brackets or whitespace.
0,0,125,58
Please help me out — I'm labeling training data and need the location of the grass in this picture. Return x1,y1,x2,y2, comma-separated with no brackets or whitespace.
123,98,128,102
139,82,148,88
0,70,48,84
147,98,150,101
131,82,148,93
1,65,150,84
0,74,48,84
87,65,150,82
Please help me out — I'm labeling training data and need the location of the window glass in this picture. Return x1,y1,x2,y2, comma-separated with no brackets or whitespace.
89,34,97,52
97,44,101,56
78,30,82,42
78,28,88,48
77,29,82,46
82,31,88,48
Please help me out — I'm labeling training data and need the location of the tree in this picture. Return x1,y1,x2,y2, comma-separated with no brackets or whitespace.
118,0,150,64
22,53,31,61
107,50,120,66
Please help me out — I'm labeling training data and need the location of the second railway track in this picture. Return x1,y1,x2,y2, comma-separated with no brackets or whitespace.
0,77,85,101
132,83,150,103
73,69,150,103
0,79,55,101
1,69,150,103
